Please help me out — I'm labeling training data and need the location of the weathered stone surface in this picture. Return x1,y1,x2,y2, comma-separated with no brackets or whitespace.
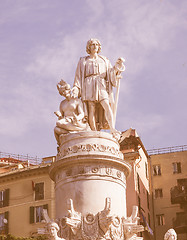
49,39,145,239
49,131,131,218
44,199,144,240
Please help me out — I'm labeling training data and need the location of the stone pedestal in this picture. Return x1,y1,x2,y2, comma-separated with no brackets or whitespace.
49,131,131,219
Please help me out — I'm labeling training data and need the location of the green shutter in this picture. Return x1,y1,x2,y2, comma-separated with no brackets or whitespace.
43,204,48,210
35,183,44,200
43,204,48,221
5,211,9,234
30,206,34,224
4,189,10,207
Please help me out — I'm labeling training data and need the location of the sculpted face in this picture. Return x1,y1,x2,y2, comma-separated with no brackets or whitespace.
164,229,177,240
62,85,71,98
90,40,99,54
168,235,176,240
49,226,57,238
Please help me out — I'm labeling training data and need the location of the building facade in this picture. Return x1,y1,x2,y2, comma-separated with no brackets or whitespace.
149,146,187,240
2,143,186,239
0,156,55,237
1,131,155,238
120,128,154,240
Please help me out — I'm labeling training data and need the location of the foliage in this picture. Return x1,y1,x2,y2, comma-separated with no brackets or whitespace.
0,234,48,240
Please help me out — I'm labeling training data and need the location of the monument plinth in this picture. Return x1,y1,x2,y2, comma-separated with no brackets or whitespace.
49,131,131,218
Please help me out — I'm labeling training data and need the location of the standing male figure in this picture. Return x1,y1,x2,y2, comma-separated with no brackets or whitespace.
73,38,123,139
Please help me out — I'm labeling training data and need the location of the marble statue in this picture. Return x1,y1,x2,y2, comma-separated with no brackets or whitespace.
123,206,144,240
51,39,138,240
164,229,177,240
51,198,144,240
72,38,125,140
47,222,65,240
64,199,81,235
54,80,90,145
98,197,113,234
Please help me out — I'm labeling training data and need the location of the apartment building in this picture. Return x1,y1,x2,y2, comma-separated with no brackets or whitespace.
0,155,55,237
3,140,186,240
120,128,154,240
149,145,187,240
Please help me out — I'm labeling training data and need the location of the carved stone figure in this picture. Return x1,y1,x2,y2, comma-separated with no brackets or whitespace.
164,229,177,240
73,38,125,140
47,222,65,240
53,198,144,240
98,197,113,234
122,206,144,240
65,199,81,235
82,213,99,240
54,80,90,145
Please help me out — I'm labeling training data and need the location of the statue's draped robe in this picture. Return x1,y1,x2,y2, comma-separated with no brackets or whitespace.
74,55,117,130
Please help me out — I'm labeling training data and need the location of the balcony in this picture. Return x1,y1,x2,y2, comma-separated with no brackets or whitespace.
170,185,187,204
173,213,187,234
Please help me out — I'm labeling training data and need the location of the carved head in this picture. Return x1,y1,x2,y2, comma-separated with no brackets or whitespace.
48,222,60,238
164,229,177,240
57,80,71,98
86,38,101,54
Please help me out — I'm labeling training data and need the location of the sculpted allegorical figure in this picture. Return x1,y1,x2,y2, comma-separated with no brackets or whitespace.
123,206,144,240
72,38,125,140
65,199,81,235
54,80,90,146
164,229,177,240
48,222,65,240
98,197,113,234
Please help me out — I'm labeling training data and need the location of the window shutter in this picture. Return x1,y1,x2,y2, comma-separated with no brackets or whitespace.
178,163,181,173
30,206,34,224
43,204,48,221
4,189,10,207
5,211,9,234
43,204,48,210
35,183,44,200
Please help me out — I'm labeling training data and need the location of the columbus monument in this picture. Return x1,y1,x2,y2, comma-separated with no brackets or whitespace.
48,39,144,240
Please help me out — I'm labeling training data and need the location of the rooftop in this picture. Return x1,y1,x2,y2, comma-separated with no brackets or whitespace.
0,151,42,165
147,145,187,155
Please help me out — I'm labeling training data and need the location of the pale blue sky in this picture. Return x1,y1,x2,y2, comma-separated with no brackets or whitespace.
0,0,187,158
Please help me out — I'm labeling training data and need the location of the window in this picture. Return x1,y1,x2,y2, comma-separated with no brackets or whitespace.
0,212,9,234
153,165,161,176
156,214,165,226
138,196,141,210
176,212,185,218
147,191,150,209
177,179,187,192
145,162,148,179
176,212,186,223
0,189,9,208
154,188,163,199
148,213,151,227
172,162,181,174
35,182,44,201
137,174,140,193
30,204,48,224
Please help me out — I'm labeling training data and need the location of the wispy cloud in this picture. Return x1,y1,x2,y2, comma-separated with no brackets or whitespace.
25,0,187,82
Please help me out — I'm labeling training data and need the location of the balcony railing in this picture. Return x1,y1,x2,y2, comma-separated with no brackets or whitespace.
170,186,187,204
0,151,42,166
147,145,187,155
173,214,187,234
